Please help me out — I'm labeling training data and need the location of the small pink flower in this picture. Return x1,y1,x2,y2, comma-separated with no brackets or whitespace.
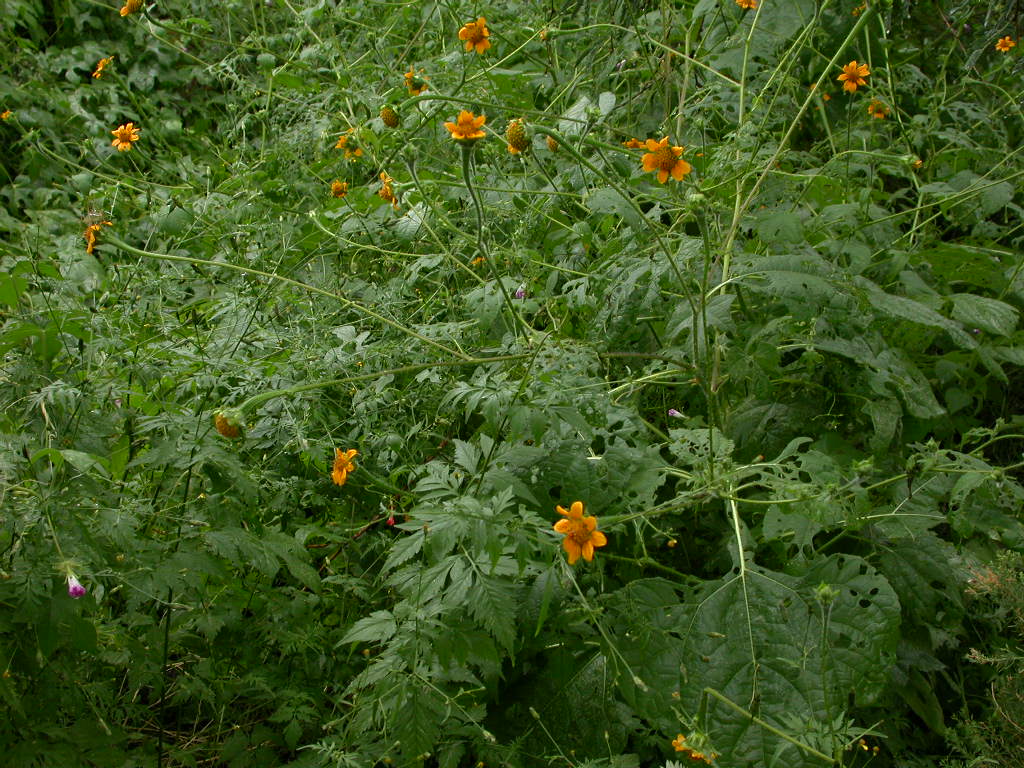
668,408,683,418
67,574,86,598
514,287,526,299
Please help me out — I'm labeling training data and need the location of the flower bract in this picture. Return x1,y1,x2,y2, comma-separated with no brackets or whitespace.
837,60,870,92
641,137,692,183
111,122,140,151
444,110,486,143
332,448,358,486
458,17,491,54
553,501,607,564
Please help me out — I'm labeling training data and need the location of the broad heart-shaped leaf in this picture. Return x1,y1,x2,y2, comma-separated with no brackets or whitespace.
608,555,899,766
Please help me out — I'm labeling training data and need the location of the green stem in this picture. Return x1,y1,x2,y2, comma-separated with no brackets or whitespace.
101,235,469,360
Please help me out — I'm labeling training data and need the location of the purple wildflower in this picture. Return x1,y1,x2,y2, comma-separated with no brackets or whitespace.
668,408,683,418
67,574,86,599
514,287,526,299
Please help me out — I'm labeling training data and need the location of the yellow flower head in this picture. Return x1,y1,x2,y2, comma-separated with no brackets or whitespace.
120,0,142,16
736,0,757,9
444,110,486,143
111,122,140,151
458,17,491,54
996,36,1016,52
83,219,113,254
641,137,692,183
867,99,889,119
405,66,429,95
92,56,114,79
331,180,348,198
378,171,398,209
332,448,358,486
1,110,11,120
553,501,607,564
837,60,870,92
335,130,363,161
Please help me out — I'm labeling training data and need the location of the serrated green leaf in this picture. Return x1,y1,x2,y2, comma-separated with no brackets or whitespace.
340,610,397,645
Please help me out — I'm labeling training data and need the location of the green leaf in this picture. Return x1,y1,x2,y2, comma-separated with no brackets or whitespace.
950,293,1018,337
586,187,641,229
340,610,397,645
856,277,976,349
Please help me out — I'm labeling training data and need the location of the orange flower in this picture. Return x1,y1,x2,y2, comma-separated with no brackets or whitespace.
119,0,142,16
444,110,486,143
837,60,870,92
331,180,348,198
1,110,11,120
84,220,113,254
553,501,607,564
335,130,363,161
378,171,398,209
404,66,428,95
736,0,757,9
332,449,358,486
458,17,491,54
622,137,643,148
92,56,114,79
111,122,140,151
867,99,889,119
641,137,692,183
996,36,1016,52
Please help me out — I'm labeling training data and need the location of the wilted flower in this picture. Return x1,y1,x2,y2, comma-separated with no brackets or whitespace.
92,56,114,79
622,137,643,148
84,219,112,254
735,0,757,9
458,17,491,54
514,286,526,299
867,99,889,119
111,122,140,151
331,180,348,198
332,448,358,486
67,574,86,598
445,110,486,143
378,171,398,209
405,66,429,95
335,130,363,160
380,105,399,128
506,118,528,154
120,0,142,16
837,60,870,92
641,137,692,183
546,136,559,152
553,501,607,564
1,110,11,120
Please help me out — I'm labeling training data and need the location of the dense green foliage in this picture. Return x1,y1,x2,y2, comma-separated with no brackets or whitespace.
2,0,1024,766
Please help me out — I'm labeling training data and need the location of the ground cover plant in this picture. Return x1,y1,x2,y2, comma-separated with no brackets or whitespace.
2,0,1024,765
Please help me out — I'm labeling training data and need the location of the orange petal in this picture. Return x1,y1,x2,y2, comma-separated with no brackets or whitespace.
554,519,572,533
643,138,661,151
583,516,597,532
581,541,594,561
658,168,669,184
642,153,658,171
563,538,581,564
591,530,607,547
671,160,692,180
569,501,584,518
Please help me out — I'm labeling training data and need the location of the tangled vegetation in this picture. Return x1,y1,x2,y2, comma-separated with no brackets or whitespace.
2,0,1023,766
